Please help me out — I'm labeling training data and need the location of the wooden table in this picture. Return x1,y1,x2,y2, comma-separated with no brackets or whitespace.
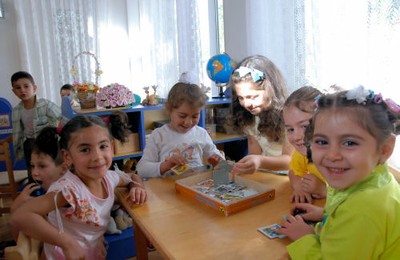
115,172,325,260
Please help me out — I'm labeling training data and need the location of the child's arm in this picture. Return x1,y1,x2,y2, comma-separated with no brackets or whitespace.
232,140,293,174
160,154,188,174
117,171,147,205
279,214,315,241
301,174,327,199
10,183,39,213
136,130,188,177
10,183,40,241
207,153,224,167
127,174,147,205
289,170,313,203
10,192,86,259
278,203,323,241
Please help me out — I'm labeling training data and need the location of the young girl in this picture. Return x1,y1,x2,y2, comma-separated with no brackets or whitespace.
279,86,400,259
283,86,326,203
228,55,293,174
137,82,224,178
11,115,147,259
10,127,66,240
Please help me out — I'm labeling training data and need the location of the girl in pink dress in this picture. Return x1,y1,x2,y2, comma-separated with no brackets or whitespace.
11,115,147,259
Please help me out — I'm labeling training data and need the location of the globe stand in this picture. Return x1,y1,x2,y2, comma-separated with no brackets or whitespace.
213,83,227,99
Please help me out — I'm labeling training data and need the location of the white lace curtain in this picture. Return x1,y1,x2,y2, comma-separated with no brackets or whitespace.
13,0,213,104
240,0,400,167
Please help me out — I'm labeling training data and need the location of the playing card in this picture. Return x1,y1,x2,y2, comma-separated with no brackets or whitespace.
258,224,286,239
171,164,191,175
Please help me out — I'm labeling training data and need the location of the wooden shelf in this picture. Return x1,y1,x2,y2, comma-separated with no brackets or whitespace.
61,96,247,161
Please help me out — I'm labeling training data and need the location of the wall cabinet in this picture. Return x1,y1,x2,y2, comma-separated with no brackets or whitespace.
61,97,247,161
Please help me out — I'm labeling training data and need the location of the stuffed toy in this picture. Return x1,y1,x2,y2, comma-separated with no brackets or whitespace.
123,158,137,173
106,203,133,235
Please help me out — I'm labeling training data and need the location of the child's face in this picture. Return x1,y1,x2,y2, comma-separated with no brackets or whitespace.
12,78,37,101
31,152,64,191
311,110,390,190
60,89,73,97
62,125,114,183
283,105,313,156
169,102,201,133
235,81,270,115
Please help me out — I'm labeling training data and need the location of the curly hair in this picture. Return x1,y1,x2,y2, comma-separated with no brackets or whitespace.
227,55,288,143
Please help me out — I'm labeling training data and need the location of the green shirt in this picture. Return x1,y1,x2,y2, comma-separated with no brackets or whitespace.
288,164,400,259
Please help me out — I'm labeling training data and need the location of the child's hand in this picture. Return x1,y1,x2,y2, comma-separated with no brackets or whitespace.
166,155,188,167
61,234,86,259
207,154,223,167
279,214,314,241
10,183,39,213
161,155,189,174
301,174,326,197
290,189,313,204
127,186,147,205
291,203,324,222
231,155,262,174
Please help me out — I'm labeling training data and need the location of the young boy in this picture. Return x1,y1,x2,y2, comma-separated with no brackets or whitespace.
10,71,61,181
60,83,80,108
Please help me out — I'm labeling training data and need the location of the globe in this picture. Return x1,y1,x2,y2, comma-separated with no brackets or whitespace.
206,53,235,84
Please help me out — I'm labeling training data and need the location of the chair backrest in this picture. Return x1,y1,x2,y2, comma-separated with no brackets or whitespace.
4,232,41,260
0,141,18,213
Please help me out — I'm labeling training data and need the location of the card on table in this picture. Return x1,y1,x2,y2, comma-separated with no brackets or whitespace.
258,224,286,239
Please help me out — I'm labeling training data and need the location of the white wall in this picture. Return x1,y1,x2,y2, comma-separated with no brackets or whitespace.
0,0,21,106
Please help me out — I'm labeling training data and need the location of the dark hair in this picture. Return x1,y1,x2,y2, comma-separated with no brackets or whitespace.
164,82,207,111
284,86,321,114
60,115,111,150
11,71,35,85
109,111,131,143
32,127,63,166
228,55,288,143
60,84,75,93
306,87,400,148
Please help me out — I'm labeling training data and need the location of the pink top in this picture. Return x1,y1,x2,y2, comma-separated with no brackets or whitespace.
44,170,120,259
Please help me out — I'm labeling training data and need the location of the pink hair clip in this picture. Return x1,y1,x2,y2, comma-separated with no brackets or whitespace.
374,93,383,104
383,98,400,113
56,126,63,134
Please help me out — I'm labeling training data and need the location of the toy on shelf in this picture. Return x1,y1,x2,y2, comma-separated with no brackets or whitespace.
70,51,103,109
206,53,235,98
142,85,160,106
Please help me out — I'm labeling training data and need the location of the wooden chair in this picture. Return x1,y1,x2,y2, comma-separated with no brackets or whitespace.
4,233,42,260
0,140,28,214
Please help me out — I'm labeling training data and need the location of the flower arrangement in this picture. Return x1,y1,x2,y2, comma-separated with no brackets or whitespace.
73,82,100,92
96,83,135,108
73,81,100,109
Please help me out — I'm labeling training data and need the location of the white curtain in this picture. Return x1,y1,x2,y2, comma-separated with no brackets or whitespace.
13,0,213,104
239,0,400,167
305,0,400,102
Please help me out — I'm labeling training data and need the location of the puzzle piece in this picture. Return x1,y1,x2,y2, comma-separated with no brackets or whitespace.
212,160,233,187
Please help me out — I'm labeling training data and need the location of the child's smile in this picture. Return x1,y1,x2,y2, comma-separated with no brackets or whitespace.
63,125,113,183
311,110,382,190
169,102,201,133
283,105,312,156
